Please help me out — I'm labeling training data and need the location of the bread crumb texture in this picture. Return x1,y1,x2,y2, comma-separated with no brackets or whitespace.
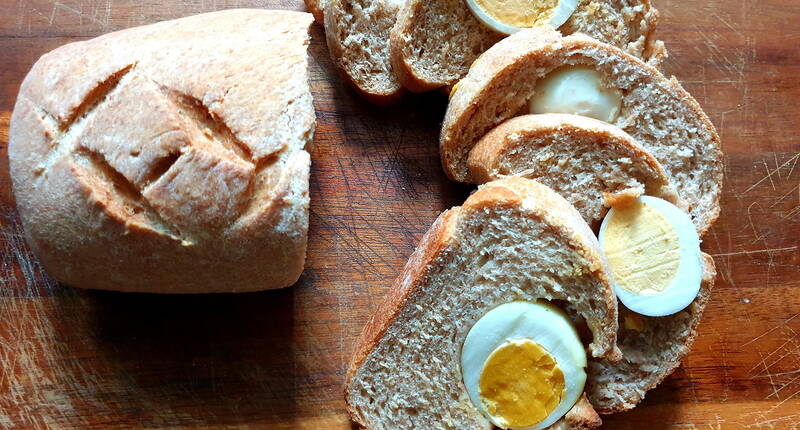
346,178,619,429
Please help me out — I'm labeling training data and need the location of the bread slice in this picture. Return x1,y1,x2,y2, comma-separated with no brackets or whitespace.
467,113,682,230
306,0,327,23
9,10,314,293
390,0,666,92
345,177,621,429
323,0,405,104
586,254,717,413
441,29,722,236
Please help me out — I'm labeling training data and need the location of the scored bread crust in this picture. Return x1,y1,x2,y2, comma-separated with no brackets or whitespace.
467,113,683,229
9,10,315,293
323,0,405,105
441,29,723,236
587,254,718,413
390,0,666,93
346,177,621,429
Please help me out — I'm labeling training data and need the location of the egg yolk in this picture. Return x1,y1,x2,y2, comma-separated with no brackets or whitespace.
602,200,681,295
473,0,560,28
479,338,564,428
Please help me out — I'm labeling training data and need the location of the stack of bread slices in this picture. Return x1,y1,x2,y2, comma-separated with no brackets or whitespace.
340,4,723,429
309,0,666,104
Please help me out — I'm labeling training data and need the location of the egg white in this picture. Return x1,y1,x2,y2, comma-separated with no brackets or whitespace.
599,196,703,317
461,301,587,429
466,0,579,36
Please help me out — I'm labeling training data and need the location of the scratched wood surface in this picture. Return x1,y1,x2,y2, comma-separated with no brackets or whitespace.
0,0,798,428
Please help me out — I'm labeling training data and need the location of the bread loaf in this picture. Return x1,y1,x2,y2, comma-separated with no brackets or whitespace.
9,10,315,293
390,0,666,92
345,177,621,429
442,29,722,235
467,113,683,230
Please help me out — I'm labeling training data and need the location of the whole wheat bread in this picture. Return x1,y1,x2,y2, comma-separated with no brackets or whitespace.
442,29,722,236
345,177,621,429
587,254,717,413
468,113,682,230
323,0,405,104
390,0,666,92
9,10,315,293
306,0,327,23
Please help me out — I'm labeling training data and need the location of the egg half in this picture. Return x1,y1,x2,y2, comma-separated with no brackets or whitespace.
466,0,579,35
599,196,703,317
529,65,623,123
461,301,587,429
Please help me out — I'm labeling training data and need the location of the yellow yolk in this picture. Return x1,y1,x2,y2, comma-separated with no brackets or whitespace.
479,338,565,427
601,200,681,295
473,0,560,28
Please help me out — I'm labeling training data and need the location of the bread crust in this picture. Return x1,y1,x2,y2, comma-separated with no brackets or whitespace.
346,177,622,429
305,0,325,23
391,0,665,92
9,10,315,293
323,0,405,105
468,114,665,183
441,29,723,236
586,254,718,414
467,114,684,228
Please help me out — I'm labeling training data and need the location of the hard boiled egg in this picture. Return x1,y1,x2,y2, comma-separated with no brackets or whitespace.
466,0,579,35
461,301,586,429
599,196,703,317
529,65,623,123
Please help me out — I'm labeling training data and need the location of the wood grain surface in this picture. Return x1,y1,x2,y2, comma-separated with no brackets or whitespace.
1,0,798,428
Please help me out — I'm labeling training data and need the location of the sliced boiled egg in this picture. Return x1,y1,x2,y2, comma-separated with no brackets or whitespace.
461,301,586,429
529,65,623,123
466,0,579,35
599,196,703,317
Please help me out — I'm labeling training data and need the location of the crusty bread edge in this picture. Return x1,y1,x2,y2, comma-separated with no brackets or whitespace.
467,113,670,187
388,0,444,93
593,253,718,414
305,0,325,24
322,0,406,105
343,207,460,427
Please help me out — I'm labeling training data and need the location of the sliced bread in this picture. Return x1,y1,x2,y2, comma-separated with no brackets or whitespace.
323,0,405,104
467,113,682,230
441,29,722,236
587,254,717,413
345,177,621,429
390,0,666,92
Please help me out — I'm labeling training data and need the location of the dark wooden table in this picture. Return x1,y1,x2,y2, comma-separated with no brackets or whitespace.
1,0,799,428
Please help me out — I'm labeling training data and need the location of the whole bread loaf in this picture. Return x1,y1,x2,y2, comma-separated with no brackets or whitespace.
442,29,722,235
390,0,666,92
345,177,621,429
468,113,683,230
9,9,315,293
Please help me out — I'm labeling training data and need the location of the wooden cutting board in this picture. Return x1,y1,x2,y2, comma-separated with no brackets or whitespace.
1,0,798,428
